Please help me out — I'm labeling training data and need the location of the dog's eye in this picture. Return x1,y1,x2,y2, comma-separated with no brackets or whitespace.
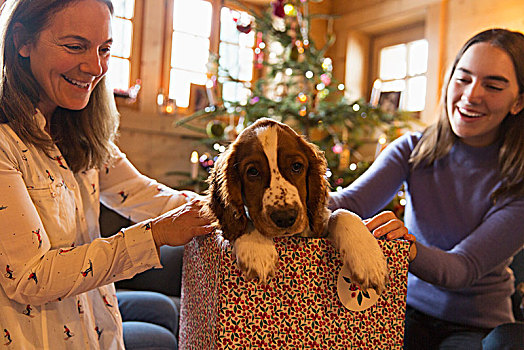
246,167,260,177
291,162,304,173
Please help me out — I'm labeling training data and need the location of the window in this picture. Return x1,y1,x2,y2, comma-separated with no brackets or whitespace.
107,0,256,110
377,39,428,112
168,0,213,108
218,7,255,105
166,0,255,108
107,0,137,92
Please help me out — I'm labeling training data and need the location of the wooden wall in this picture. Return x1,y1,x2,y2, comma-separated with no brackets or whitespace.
329,0,524,124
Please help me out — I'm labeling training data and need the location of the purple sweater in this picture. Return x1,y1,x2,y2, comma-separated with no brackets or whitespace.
329,132,524,329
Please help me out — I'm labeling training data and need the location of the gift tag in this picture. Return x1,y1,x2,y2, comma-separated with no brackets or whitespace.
337,264,381,311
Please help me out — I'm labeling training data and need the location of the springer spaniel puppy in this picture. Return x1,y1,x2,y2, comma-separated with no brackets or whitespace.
203,118,388,294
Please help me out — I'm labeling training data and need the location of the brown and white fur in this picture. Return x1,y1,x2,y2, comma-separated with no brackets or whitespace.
203,118,388,294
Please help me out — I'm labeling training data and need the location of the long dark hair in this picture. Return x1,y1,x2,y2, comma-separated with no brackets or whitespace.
410,28,524,201
0,0,119,172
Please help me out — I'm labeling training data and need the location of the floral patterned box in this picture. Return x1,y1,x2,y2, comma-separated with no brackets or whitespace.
179,233,410,350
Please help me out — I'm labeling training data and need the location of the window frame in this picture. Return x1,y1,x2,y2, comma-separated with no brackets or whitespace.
370,22,427,112
218,5,258,106
111,0,144,108
161,0,261,114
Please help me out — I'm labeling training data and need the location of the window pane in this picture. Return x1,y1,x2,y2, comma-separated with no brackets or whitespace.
220,8,240,44
219,6,254,88
239,31,255,48
218,43,253,81
408,39,428,76
112,0,135,19
169,68,207,107
405,76,426,111
220,8,255,47
222,81,251,104
219,42,240,79
238,47,254,81
112,18,132,58
108,57,130,90
379,44,406,80
171,32,210,72
381,79,405,92
173,0,212,37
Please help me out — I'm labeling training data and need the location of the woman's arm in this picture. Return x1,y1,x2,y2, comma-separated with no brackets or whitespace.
368,200,524,289
98,145,201,223
328,133,417,218
0,162,161,305
0,139,210,305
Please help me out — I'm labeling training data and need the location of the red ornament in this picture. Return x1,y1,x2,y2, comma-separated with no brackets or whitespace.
233,16,252,34
272,0,285,18
236,22,252,34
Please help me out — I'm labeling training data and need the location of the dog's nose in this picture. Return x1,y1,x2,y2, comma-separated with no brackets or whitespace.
270,209,298,228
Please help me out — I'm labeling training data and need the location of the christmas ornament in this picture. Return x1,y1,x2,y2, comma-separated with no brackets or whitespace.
236,22,252,34
272,0,285,18
322,57,333,71
233,15,252,34
206,120,226,139
332,143,343,154
299,106,307,117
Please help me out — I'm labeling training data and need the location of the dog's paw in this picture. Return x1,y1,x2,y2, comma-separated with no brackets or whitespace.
232,230,278,283
328,209,389,295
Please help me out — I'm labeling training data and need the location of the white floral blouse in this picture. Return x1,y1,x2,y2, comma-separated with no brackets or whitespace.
0,111,195,349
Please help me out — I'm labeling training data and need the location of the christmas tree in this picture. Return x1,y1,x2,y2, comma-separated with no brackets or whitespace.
173,0,415,215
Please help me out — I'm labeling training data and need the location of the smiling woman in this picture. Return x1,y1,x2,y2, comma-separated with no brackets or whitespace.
16,0,113,120
0,0,213,349
329,28,524,350
0,0,117,173
446,43,524,147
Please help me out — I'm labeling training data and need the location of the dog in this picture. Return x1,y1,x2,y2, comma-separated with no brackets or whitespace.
202,118,388,294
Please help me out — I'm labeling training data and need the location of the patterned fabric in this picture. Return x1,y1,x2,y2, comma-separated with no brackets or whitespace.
0,111,195,349
180,234,410,349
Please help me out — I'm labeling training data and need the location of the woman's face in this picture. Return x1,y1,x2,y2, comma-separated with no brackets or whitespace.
446,42,524,147
18,0,112,117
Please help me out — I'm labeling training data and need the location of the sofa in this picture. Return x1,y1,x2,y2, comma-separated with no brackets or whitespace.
99,205,185,336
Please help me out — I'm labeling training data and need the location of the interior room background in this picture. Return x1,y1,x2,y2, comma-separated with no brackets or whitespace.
4,0,523,189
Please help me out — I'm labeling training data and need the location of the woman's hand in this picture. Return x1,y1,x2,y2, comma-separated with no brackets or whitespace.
364,211,417,261
150,199,214,249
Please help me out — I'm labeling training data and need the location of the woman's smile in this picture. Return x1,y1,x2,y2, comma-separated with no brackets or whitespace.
61,74,92,89
446,43,523,147
17,0,112,118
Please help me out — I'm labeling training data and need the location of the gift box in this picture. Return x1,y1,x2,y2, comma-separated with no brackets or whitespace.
179,234,410,349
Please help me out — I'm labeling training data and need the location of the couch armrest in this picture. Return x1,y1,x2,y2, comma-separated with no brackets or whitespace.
116,245,185,297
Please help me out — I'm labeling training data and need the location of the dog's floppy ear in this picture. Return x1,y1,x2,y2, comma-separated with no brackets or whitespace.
202,144,248,241
301,137,330,235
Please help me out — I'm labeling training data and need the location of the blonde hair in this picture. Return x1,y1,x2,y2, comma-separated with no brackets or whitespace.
410,28,524,201
0,0,119,172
